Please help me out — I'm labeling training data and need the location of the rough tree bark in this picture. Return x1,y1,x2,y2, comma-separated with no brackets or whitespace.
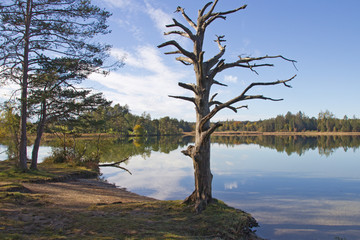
158,0,296,213
30,99,46,170
19,0,33,170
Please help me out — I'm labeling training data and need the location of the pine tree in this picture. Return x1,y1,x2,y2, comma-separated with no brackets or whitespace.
0,0,112,170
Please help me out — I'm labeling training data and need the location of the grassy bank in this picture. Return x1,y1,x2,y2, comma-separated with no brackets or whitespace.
0,160,261,239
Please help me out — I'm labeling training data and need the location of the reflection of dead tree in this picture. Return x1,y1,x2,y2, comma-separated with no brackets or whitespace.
99,158,132,175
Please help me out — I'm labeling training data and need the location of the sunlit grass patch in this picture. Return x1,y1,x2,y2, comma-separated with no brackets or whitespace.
78,199,258,239
0,160,97,183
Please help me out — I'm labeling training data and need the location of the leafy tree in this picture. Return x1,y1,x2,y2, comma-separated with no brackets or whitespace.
0,103,20,160
132,124,145,136
0,0,112,170
28,62,111,169
158,0,296,212
341,115,352,132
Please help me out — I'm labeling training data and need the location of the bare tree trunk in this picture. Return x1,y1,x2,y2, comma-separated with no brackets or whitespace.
31,100,46,170
185,136,213,213
19,0,33,171
183,76,214,212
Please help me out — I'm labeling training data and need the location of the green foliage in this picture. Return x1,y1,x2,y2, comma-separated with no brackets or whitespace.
69,104,193,136
0,0,115,170
217,111,360,133
0,103,19,136
132,124,145,136
0,104,20,160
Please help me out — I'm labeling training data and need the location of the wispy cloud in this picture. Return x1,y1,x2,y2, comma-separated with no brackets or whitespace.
102,0,132,8
144,1,173,35
143,1,191,46
89,45,194,120
0,82,19,102
224,75,238,83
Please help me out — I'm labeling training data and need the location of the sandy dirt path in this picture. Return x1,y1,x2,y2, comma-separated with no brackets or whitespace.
22,178,156,209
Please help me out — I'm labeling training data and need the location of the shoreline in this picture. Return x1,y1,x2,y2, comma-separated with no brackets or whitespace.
185,131,360,136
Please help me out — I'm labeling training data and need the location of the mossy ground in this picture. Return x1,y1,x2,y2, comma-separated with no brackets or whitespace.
0,160,260,240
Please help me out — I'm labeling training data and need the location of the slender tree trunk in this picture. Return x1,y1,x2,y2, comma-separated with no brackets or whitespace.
19,0,33,170
31,100,46,170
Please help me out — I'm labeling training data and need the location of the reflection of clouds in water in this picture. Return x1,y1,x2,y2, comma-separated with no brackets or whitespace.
28,146,53,163
0,145,7,161
101,151,194,200
228,197,360,240
225,161,234,166
224,181,238,190
0,145,53,162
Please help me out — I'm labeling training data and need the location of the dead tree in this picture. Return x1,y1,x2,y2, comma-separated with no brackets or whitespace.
158,0,296,213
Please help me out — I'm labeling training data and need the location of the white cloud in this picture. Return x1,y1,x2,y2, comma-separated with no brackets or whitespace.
89,45,194,120
102,0,132,8
225,161,234,166
224,181,238,190
0,82,19,102
224,75,238,83
144,1,173,34
143,1,191,47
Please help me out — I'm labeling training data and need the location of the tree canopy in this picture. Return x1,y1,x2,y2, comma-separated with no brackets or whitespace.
0,0,113,170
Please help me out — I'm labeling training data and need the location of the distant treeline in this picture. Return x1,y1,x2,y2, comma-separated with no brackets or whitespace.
217,111,360,133
211,135,360,156
2,104,359,139
47,104,193,136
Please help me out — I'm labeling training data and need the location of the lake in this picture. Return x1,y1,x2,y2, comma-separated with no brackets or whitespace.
1,135,360,239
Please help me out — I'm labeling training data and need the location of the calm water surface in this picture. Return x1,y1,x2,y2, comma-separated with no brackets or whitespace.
100,136,360,240
2,136,360,239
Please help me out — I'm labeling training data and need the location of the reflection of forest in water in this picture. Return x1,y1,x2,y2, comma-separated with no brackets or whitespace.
1,135,360,161
48,135,192,163
0,135,192,162
211,135,360,156
50,135,360,160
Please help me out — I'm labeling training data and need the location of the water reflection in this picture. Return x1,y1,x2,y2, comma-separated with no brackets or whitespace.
1,135,360,239
100,136,360,240
211,135,360,156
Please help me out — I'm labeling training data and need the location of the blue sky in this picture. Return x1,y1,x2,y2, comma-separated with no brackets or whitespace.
1,0,359,122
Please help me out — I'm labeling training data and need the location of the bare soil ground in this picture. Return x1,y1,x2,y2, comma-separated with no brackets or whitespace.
22,178,156,209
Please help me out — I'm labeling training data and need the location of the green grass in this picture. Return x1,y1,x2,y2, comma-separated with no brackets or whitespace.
0,198,259,239
0,160,97,183
81,199,259,239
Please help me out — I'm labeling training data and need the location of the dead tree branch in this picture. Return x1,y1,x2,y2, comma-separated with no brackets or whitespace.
199,75,297,130
157,40,195,61
99,158,132,175
169,95,196,105
175,7,197,30
205,35,226,71
165,18,196,41
176,56,194,65
200,122,223,143
211,55,297,78
178,82,198,94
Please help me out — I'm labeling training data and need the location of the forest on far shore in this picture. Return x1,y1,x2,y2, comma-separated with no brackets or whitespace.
1,103,360,138
217,110,360,133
